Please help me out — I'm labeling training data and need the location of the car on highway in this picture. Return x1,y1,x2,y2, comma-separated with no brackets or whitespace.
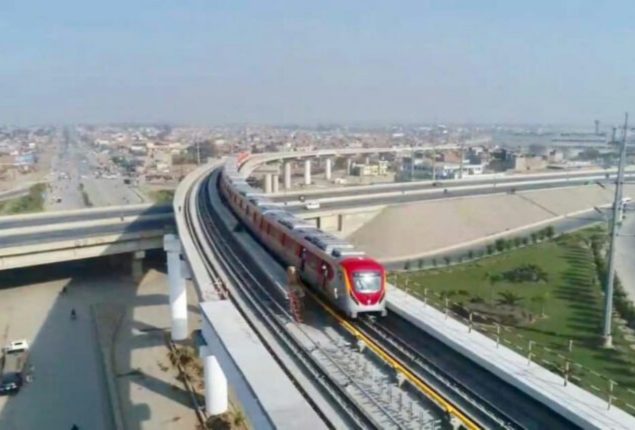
0,339,29,395
304,200,320,210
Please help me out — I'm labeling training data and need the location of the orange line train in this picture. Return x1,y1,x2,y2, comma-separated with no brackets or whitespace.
219,155,387,318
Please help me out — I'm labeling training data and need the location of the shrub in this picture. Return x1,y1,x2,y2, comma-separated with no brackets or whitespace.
486,244,495,255
495,239,506,252
501,264,548,283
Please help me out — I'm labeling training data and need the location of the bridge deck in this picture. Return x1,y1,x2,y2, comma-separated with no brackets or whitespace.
200,300,326,430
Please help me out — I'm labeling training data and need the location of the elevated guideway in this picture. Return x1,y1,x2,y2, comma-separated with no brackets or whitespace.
174,162,331,429
0,204,174,271
222,149,635,428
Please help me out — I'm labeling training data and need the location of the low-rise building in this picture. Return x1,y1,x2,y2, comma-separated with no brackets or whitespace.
351,160,389,176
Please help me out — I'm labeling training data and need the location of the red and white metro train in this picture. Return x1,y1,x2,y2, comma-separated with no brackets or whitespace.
219,157,387,318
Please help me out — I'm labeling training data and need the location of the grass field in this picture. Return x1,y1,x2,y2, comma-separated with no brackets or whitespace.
0,183,46,215
395,230,635,411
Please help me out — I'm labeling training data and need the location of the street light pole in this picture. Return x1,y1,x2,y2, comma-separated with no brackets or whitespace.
602,112,629,348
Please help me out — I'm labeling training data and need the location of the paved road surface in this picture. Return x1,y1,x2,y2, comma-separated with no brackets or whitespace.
0,205,172,231
0,219,173,247
0,259,199,430
0,264,112,430
45,128,147,211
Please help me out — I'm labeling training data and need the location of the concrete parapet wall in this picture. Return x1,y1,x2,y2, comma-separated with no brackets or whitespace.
0,214,173,237
0,234,164,270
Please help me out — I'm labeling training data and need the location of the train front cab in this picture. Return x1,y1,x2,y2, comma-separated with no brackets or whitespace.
339,258,387,318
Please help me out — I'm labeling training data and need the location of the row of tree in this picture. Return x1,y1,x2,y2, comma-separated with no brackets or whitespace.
401,225,556,271
590,234,635,328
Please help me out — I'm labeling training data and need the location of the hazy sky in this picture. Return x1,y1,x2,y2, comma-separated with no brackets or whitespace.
1,1,634,126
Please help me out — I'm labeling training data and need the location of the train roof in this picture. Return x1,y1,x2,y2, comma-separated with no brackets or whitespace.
223,158,370,262
303,232,362,257
277,216,314,230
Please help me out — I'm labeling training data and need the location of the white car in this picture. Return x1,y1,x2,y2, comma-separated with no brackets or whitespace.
304,200,320,210
6,339,29,353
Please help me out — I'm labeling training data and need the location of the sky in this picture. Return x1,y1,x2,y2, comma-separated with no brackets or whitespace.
1,0,634,126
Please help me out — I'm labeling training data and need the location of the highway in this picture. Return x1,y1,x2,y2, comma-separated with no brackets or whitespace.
272,169,627,202
0,219,172,247
289,177,612,214
0,204,172,230
46,127,146,211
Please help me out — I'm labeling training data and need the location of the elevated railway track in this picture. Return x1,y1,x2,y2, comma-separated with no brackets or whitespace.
181,161,583,429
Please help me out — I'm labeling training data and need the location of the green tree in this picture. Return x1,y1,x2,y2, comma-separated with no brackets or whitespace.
444,256,451,266
545,225,555,239
486,244,495,255
404,261,411,271
497,291,524,307
513,237,522,248
495,238,506,252
531,292,549,317
418,259,424,269
485,272,502,303
467,250,474,260
530,232,538,243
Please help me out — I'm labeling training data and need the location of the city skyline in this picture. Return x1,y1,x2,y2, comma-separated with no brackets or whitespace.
2,1,635,126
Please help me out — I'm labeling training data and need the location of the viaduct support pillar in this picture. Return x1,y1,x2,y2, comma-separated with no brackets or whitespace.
272,174,280,193
325,158,332,180
200,346,228,415
131,250,145,282
284,162,292,190
164,234,188,341
346,158,353,175
264,173,273,194
304,159,312,186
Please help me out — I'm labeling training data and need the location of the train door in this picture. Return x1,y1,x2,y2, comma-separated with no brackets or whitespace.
321,263,337,300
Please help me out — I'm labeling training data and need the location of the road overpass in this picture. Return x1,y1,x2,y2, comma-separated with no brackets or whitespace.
0,204,174,271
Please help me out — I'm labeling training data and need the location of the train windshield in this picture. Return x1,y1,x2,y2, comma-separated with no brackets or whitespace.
352,271,382,293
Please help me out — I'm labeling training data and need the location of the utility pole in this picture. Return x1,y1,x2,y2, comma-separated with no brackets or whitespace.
602,112,629,348
196,140,201,166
